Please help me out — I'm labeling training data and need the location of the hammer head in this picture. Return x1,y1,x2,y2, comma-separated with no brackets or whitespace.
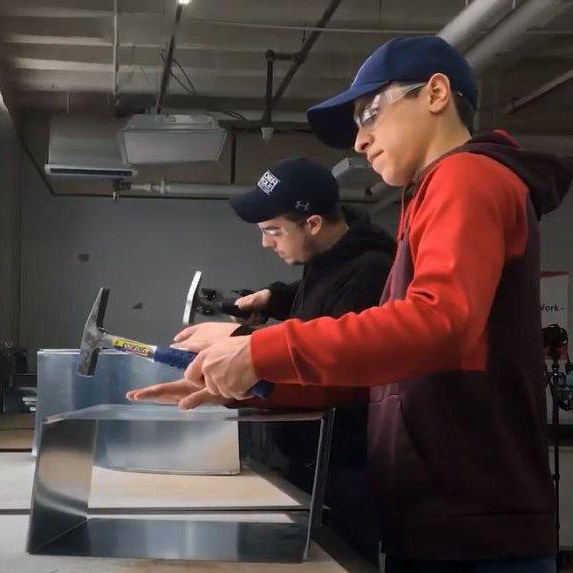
182,271,202,326
77,287,110,376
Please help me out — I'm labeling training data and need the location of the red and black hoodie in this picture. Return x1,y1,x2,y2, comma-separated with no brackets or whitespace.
245,131,573,560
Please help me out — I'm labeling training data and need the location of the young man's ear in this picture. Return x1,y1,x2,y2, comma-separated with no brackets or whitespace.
307,214,323,236
427,73,452,114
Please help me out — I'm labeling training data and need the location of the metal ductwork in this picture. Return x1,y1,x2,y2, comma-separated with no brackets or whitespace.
121,114,228,164
465,0,573,73
437,0,573,75
45,113,230,180
438,0,514,51
44,116,135,180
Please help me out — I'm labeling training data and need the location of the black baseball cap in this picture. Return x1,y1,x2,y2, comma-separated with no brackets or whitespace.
307,36,478,149
230,158,339,223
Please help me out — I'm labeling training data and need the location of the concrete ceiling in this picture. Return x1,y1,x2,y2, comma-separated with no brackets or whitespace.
0,0,459,112
0,0,570,143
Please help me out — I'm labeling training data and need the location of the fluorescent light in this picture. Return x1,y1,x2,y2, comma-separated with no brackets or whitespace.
178,0,191,5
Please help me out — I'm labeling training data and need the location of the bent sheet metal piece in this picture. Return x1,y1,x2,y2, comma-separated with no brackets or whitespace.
34,350,240,474
27,405,335,563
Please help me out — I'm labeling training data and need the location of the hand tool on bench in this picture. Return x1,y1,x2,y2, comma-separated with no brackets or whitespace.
77,287,274,399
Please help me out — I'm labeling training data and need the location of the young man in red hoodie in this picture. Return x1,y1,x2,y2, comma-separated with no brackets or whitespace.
129,37,573,572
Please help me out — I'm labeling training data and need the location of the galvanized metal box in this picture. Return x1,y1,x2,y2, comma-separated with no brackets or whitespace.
33,350,240,474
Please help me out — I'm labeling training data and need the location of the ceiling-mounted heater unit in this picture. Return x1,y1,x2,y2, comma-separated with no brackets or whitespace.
44,116,136,180
44,165,135,179
121,113,228,165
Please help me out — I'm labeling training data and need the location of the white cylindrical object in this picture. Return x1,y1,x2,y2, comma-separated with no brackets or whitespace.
439,0,513,50
466,0,571,73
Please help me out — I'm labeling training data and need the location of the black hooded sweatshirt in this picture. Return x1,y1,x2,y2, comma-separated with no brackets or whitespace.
250,207,395,561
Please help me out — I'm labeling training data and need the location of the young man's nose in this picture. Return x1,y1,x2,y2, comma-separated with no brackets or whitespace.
354,128,372,154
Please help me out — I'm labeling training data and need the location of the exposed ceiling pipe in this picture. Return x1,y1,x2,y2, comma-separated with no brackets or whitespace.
268,0,343,116
130,181,251,198
156,2,186,114
127,180,377,202
438,0,513,51
465,0,573,73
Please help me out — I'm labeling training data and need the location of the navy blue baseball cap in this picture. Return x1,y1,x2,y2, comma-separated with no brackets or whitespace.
230,158,339,223
307,36,478,149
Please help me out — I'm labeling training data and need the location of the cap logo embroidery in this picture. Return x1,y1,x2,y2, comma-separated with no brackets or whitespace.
295,201,311,211
257,170,280,195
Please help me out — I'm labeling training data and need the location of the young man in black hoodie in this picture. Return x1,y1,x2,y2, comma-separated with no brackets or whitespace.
230,157,395,560
131,37,573,572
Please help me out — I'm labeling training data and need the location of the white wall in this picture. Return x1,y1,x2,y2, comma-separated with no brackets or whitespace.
540,184,573,336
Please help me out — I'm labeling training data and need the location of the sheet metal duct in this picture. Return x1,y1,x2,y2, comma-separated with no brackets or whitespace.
438,0,513,50
465,0,573,73
122,113,228,164
44,116,135,180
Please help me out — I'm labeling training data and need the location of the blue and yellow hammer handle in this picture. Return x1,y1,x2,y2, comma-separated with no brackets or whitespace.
110,336,273,399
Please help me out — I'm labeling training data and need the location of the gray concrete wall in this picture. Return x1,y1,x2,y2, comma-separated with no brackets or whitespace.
18,118,302,368
0,95,21,344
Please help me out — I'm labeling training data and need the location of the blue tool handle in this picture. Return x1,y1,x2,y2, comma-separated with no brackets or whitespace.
154,346,196,369
153,346,273,399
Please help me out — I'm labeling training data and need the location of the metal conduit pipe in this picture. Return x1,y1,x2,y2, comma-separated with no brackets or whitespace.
128,181,377,202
